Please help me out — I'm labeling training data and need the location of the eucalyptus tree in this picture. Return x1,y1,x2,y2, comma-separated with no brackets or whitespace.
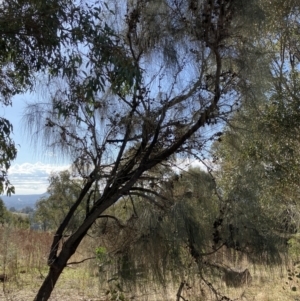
34,170,88,232
0,0,97,194
22,0,300,300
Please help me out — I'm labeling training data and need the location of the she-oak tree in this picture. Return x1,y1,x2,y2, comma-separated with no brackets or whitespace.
25,0,241,299
4,0,298,300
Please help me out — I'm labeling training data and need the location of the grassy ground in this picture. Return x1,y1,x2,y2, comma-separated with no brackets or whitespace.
0,268,100,301
0,227,299,301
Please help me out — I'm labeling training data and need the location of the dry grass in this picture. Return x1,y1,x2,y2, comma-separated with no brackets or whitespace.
0,226,299,301
0,226,102,301
219,265,299,301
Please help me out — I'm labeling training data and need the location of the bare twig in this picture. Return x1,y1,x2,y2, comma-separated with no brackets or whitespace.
176,281,188,301
67,256,96,266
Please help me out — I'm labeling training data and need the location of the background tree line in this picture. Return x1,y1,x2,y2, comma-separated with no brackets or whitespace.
0,198,31,228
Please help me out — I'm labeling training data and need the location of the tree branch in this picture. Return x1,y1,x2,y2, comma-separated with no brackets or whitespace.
67,256,96,266
97,214,125,228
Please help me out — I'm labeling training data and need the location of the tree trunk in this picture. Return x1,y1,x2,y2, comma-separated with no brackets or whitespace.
34,266,64,301
34,225,92,301
33,194,116,301
34,232,87,301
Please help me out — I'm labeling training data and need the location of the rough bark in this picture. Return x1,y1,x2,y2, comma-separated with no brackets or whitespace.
34,267,64,301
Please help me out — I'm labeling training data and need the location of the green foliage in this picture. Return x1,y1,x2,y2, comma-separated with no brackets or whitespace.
95,168,220,290
0,117,17,195
212,22,300,263
9,212,30,229
0,0,140,194
21,206,34,214
0,198,30,228
0,0,103,194
0,198,9,224
95,246,109,263
287,235,300,260
34,170,87,232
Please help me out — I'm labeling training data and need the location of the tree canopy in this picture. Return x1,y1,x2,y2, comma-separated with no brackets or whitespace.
34,170,88,232
0,0,300,300
0,0,105,194
213,11,300,237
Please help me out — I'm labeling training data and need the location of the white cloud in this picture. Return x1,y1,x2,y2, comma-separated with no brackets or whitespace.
8,162,70,195
172,158,213,174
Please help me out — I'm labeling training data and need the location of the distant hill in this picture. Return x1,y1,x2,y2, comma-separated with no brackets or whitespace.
1,194,47,210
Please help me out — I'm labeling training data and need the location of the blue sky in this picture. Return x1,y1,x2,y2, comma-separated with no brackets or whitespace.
2,94,70,195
